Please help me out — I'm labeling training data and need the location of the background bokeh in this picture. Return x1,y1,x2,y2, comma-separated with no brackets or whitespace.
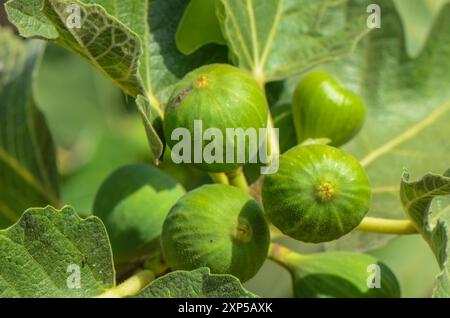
0,0,447,297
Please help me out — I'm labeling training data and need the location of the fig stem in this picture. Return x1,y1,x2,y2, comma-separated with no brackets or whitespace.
356,217,418,235
227,168,249,192
267,243,303,271
95,270,155,298
208,172,229,185
143,251,170,277
269,224,284,240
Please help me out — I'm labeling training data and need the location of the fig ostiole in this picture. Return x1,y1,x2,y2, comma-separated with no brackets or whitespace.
164,64,269,173
292,71,366,147
161,184,270,282
93,164,185,265
269,244,401,298
262,144,371,243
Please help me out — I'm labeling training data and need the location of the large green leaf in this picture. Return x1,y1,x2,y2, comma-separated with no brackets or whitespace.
0,205,115,297
393,0,449,57
45,0,145,97
0,28,59,228
324,0,450,251
4,0,58,38
5,0,227,162
218,0,369,85
176,0,226,54
400,170,450,298
135,267,257,298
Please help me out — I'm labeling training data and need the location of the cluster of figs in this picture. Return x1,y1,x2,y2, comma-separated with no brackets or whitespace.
93,64,400,297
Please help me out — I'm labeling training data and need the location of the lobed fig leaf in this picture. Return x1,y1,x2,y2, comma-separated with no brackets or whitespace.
93,164,185,265
161,184,270,282
263,144,371,243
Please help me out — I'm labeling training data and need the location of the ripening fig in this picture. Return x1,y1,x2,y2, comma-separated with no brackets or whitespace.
269,244,401,298
292,71,366,147
161,184,270,282
262,144,371,243
93,164,185,265
164,64,269,173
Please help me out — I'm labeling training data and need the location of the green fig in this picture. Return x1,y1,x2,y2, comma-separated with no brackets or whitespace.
292,71,366,147
164,64,269,173
262,144,371,243
161,184,270,282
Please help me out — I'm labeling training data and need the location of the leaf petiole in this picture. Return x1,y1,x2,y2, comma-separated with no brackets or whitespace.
355,217,418,235
208,172,230,185
95,270,155,298
267,243,303,271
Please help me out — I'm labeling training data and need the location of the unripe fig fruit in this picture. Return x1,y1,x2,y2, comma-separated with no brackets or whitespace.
292,71,366,147
262,144,371,243
164,64,269,173
161,184,270,282
93,164,185,264
270,245,400,298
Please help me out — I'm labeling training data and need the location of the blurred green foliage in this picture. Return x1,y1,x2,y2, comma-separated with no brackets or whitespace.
394,0,448,57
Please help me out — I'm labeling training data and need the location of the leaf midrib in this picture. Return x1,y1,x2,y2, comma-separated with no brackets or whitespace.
360,100,450,167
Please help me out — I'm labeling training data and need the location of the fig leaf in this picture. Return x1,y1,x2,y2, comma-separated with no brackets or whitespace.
218,0,369,84
400,170,450,298
176,0,226,54
134,267,257,298
0,206,115,297
0,28,60,227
